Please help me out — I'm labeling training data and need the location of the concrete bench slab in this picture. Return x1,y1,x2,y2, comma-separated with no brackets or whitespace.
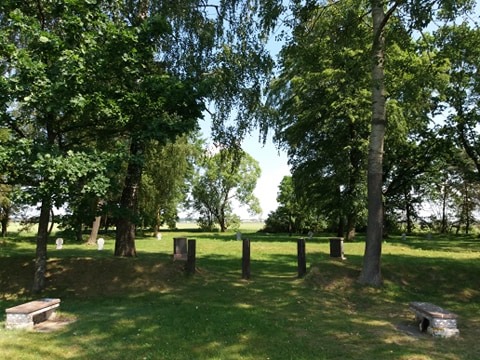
409,301,459,338
5,298,61,330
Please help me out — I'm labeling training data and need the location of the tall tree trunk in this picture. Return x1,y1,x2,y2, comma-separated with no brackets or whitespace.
1,219,7,237
88,200,103,245
359,1,387,286
75,224,83,242
154,208,161,238
441,183,448,233
32,198,51,293
219,208,227,232
1,206,9,237
115,140,144,257
405,190,413,234
48,208,55,235
346,213,356,241
336,216,344,238
88,215,101,244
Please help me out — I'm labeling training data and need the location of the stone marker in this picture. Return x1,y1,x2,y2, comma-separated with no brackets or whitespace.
173,237,187,260
97,238,105,251
55,238,63,250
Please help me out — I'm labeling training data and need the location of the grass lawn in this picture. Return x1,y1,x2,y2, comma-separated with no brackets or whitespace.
1,228,479,359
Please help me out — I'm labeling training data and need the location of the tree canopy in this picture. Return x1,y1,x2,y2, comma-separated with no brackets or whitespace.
0,0,279,291
190,148,261,232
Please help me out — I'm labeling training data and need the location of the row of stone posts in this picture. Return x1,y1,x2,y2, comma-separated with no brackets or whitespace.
173,236,346,278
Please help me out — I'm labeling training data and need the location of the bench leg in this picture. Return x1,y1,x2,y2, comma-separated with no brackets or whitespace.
6,313,35,330
413,312,459,338
33,309,57,324
6,309,58,330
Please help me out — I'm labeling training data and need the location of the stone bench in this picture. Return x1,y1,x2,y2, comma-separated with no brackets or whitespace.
409,301,459,338
5,298,61,330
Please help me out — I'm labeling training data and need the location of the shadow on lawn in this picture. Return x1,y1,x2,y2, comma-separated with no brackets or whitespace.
384,233,480,253
2,246,480,359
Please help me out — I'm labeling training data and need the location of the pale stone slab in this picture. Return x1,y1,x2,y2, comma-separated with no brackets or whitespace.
6,298,61,330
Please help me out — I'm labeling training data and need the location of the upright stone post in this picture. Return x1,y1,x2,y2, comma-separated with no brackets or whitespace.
173,237,188,261
242,238,251,280
297,238,306,278
329,237,345,259
186,239,196,275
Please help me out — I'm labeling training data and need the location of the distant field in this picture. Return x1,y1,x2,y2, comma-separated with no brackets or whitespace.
6,220,266,236
173,221,265,232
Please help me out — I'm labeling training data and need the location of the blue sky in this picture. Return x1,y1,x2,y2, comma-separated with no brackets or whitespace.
198,117,290,220
240,130,290,219
197,25,291,220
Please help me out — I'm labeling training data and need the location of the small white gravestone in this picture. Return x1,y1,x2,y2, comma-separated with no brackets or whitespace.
308,231,313,239
55,238,63,250
156,233,162,240
401,233,406,241
97,238,105,251
236,232,242,241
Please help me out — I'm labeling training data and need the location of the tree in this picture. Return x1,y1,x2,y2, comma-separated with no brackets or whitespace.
190,149,261,232
0,0,280,290
264,176,325,234
269,0,370,241
139,134,201,232
0,1,117,291
268,0,473,285
0,184,13,237
99,1,280,255
435,22,480,173
358,0,475,286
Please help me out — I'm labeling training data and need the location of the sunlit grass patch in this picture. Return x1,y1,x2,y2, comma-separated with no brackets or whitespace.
1,231,480,359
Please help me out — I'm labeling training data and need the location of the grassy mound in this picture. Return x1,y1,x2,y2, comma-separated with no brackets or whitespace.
1,232,479,359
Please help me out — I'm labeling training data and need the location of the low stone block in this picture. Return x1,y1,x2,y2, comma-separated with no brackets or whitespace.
5,298,60,330
409,301,459,338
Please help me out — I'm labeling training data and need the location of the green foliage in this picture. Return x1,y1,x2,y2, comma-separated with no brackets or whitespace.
435,23,480,170
139,135,202,230
269,1,372,234
264,176,326,234
190,148,261,232
0,2,124,211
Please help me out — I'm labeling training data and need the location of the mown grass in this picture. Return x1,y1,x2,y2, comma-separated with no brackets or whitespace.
1,228,480,360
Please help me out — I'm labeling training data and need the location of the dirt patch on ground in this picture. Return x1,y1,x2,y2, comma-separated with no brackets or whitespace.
395,321,428,339
34,317,76,333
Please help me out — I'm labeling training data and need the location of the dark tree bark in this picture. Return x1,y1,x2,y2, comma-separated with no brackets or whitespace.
32,198,51,293
336,216,345,238
404,190,414,234
441,184,448,233
115,140,144,257
1,206,9,237
48,208,55,235
88,200,103,245
346,213,356,242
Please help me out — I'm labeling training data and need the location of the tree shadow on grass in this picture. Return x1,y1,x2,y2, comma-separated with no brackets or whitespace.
3,239,480,360
384,234,480,253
